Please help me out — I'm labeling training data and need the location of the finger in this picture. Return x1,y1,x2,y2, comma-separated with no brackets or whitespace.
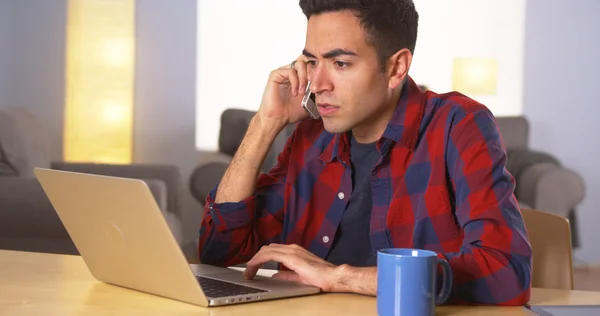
262,243,293,251
264,243,306,255
293,60,308,95
243,263,263,280
279,60,295,70
244,249,288,280
271,69,299,97
272,271,302,283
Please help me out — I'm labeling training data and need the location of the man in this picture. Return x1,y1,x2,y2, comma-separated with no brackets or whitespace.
199,0,532,305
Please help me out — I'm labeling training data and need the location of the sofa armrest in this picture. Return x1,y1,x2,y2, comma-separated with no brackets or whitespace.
196,151,232,166
0,176,69,239
515,162,585,217
142,178,168,212
51,162,181,217
189,152,231,203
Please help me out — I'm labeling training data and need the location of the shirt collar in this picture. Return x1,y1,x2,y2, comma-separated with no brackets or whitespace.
320,76,426,163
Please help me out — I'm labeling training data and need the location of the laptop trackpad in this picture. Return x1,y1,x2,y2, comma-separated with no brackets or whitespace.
204,272,313,291
190,264,233,275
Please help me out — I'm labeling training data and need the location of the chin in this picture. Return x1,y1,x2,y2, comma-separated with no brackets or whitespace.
322,118,352,134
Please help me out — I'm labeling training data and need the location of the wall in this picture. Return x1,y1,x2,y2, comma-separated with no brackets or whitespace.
195,0,307,150
134,0,201,254
524,0,600,263
194,0,526,150
0,0,10,108
5,0,597,262
411,0,525,117
7,0,67,161
1,0,202,254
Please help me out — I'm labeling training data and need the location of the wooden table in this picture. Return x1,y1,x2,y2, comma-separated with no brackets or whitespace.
1,250,599,315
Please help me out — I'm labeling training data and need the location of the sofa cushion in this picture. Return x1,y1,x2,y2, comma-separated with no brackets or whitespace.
219,109,255,157
0,107,51,177
217,109,295,171
0,144,18,176
190,161,229,203
496,116,529,149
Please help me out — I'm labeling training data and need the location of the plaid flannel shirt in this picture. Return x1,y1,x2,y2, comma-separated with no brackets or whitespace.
199,76,532,305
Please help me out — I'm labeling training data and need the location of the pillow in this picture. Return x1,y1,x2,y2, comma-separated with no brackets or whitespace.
0,143,18,176
0,107,52,177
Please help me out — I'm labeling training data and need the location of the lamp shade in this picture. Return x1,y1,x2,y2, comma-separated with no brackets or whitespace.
452,58,498,95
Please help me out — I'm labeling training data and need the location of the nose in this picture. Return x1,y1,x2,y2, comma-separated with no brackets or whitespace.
308,64,333,95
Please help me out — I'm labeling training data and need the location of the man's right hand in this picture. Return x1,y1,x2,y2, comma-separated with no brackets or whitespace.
257,58,312,131
214,57,311,205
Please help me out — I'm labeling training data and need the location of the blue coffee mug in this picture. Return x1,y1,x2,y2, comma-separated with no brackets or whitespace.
377,248,452,316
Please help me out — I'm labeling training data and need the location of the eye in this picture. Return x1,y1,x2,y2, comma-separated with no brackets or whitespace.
307,60,317,67
334,61,349,69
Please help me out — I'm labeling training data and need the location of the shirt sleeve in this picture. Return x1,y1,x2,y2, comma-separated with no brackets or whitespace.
197,129,295,267
442,107,532,305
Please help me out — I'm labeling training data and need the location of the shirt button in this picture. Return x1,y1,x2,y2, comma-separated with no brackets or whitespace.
322,236,330,243
338,192,345,199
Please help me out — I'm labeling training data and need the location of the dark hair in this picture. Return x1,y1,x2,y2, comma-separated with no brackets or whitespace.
299,0,419,71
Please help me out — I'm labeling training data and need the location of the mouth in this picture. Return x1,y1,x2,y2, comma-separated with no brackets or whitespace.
317,103,340,116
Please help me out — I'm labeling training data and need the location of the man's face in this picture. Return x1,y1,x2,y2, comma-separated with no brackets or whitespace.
303,10,394,137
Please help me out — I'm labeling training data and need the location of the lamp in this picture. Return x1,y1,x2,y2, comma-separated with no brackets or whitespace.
452,58,498,95
63,0,136,164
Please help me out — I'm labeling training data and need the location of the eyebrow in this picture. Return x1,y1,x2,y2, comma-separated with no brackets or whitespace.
302,48,358,59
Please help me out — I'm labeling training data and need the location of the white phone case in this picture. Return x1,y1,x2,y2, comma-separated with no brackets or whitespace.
301,81,320,119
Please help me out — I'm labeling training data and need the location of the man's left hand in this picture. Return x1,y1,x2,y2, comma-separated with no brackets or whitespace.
243,243,341,292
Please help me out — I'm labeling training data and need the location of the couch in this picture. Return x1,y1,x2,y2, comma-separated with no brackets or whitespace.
496,116,585,247
189,110,585,247
0,107,184,254
189,109,294,205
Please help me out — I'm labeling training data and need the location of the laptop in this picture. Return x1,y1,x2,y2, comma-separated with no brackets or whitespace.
528,305,600,316
33,168,320,307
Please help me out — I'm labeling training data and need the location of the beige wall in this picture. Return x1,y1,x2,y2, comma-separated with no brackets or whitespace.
0,0,202,252
0,0,10,108
134,0,202,251
1,0,67,162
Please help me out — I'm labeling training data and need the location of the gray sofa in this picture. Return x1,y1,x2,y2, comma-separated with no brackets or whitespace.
496,116,585,247
496,117,585,217
0,107,184,254
189,109,294,204
190,110,585,246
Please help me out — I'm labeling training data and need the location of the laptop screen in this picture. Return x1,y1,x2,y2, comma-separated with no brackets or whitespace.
528,305,600,316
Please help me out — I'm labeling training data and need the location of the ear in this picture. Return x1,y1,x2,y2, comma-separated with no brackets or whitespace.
387,48,412,89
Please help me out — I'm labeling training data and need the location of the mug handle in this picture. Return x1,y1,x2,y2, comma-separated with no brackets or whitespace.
435,258,453,305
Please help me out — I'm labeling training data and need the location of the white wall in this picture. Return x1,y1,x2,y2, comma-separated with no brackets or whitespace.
134,0,201,254
194,0,526,150
0,0,10,108
411,0,525,117
195,1,307,150
524,0,600,263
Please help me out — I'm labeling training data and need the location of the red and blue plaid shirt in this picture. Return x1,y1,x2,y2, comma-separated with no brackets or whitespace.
199,76,532,305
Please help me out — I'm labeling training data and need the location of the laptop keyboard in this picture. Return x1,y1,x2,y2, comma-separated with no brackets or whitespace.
196,276,268,298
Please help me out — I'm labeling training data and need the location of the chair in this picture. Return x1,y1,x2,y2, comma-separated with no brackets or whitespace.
521,207,574,289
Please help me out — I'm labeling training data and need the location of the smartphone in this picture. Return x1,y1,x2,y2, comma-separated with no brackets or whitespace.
301,81,320,119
